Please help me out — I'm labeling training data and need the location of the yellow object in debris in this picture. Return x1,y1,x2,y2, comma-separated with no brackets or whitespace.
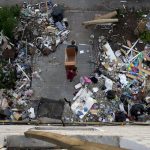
46,26,56,33
13,112,22,121
128,66,131,71
90,109,98,115
130,63,134,67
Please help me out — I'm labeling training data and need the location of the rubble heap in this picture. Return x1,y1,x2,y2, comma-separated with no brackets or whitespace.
0,1,69,121
70,8,150,123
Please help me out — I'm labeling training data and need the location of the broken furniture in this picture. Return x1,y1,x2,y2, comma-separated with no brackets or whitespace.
64,47,77,70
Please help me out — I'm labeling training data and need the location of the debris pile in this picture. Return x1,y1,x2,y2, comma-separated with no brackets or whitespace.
71,9,150,123
15,1,69,56
0,2,149,124
0,1,69,121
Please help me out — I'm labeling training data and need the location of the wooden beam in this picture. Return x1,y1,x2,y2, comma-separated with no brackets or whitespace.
126,39,139,55
25,131,126,150
94,11,117,20
122,45,139,53
82,19,118,26
126,73,144,82
126,40,132,48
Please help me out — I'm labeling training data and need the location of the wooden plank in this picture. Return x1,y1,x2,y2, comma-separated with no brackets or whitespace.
120,48,127,56
126,40,132,48
65,61,76,66
126,39,139,55
122,45,139,54
126,73,144,82
82,19,118,26
94,11,117,20
139,68,150,75
25,131,125,150
65,47,76,67
0,120,39,125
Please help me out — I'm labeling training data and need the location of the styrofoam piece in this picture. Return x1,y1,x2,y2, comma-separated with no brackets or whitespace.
28,107,35,119
75,83,82,89
92,87,99,93
80,50,84,54
103,42,117,62
118,74,128,86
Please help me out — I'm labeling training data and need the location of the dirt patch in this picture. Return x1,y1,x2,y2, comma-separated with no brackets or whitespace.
93,8,150,52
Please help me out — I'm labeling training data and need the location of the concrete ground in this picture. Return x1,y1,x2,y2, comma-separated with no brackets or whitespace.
0,125,150,150
31,43,93,100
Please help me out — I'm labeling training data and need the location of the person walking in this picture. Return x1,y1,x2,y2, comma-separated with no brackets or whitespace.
67,40,78,54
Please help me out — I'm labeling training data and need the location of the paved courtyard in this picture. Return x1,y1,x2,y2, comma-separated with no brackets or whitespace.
1,0,150,101
31,10,96,100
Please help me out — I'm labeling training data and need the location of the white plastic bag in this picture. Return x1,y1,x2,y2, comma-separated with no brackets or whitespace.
105,78,113,92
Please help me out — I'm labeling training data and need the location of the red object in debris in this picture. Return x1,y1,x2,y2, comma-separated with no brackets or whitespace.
131,66,139,73
66,69,77,82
